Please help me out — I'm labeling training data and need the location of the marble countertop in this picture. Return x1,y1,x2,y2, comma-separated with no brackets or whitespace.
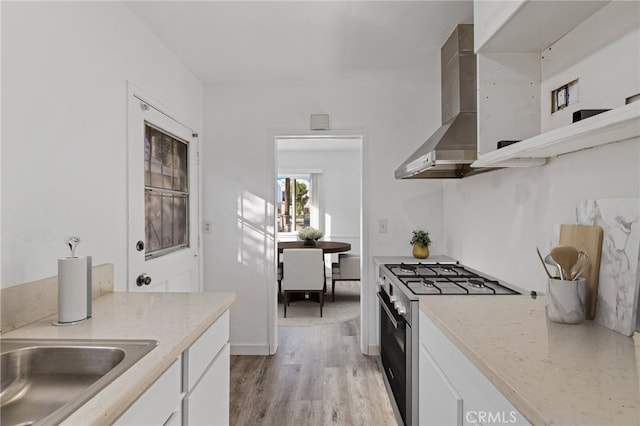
1,291,235,425
419,295,640,425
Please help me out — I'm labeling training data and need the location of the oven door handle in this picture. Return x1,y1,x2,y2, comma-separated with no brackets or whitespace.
377,292,404,329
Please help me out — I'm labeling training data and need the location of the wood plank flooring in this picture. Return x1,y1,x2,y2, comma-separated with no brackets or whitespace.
230,317,399,426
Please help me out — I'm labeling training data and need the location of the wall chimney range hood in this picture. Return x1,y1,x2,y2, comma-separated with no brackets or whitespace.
396,24,490,179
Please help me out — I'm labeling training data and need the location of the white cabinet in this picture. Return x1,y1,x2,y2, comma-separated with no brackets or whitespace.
473,0,526,52
472,0,640,169
474,0,608,54
419,342,462,426
183,310,230,426
114,359,182,426
115,309,231,426
419,311,530,426
184,344,230,426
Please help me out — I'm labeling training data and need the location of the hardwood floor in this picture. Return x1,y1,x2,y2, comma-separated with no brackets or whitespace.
230,317,399,426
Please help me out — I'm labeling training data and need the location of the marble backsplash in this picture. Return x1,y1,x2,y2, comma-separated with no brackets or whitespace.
0,263,114,333
576,198,640,336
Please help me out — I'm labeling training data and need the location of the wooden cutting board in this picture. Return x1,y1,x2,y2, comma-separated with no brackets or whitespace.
559,224,603,320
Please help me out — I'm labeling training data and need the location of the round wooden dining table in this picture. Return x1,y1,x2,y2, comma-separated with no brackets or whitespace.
277,241,351,254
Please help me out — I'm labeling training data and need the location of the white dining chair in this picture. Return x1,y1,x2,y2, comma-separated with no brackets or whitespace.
331,254,360,302
281,249,326,317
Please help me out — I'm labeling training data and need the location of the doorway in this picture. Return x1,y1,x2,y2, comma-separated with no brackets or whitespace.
270,134,365,352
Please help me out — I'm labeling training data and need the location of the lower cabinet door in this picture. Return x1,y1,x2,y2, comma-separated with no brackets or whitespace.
184,343,230,426
419,342,463,426
115,359,181,426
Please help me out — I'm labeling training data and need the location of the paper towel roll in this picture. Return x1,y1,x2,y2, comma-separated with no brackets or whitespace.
58,256,89,323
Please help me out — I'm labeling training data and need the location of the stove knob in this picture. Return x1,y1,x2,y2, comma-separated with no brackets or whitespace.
395,302,406,315
389,295,397,303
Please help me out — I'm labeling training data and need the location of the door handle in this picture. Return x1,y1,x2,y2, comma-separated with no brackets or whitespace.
136,241,145,252
377,292,401,329
136,273,152,287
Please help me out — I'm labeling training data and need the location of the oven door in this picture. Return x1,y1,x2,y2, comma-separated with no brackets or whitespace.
378,291,408,425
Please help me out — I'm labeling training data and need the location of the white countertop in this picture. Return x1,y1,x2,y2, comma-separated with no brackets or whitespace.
419,295,640,425
1,291,235,425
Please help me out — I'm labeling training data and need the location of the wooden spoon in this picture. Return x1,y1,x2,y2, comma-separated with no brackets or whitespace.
570,251,589,281
551,245,579,281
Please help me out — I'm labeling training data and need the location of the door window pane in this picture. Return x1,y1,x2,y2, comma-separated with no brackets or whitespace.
174,140,188,192
145,191,163,252
162,194,174,248
173,196,188,246
144,123,189,257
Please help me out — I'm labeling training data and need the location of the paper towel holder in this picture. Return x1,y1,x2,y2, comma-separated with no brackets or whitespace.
65,235,81,257
53,236,92,326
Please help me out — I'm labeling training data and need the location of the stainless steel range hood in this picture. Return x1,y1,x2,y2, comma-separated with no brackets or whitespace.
396,24,489,179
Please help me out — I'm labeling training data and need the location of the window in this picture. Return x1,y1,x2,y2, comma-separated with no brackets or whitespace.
144,123,189,258
277,176,311,233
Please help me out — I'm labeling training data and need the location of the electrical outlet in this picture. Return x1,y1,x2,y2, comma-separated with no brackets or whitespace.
203,220,212,234
551,79,579,113
379,219,388,234
556,86,567,109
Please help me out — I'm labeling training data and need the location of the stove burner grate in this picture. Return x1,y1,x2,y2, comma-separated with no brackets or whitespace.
386,262,519,296
399,265,417,274
422,279,435,288
468,279,485,288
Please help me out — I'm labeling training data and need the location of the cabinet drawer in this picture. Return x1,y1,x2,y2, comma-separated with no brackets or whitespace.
185,310,229,389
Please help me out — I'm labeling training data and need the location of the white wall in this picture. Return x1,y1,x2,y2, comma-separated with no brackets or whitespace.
445,2,640,293
203,84,445,354
1,2,203,289
278,146,361,257
444,138,639,292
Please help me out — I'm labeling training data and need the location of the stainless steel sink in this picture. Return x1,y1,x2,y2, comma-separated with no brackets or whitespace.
0,338,158,426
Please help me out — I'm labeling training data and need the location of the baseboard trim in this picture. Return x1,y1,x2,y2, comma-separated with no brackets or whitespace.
368,344,380,356
231,343,270,356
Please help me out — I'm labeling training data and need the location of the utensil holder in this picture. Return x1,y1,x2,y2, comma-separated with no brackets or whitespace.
546,278,587,324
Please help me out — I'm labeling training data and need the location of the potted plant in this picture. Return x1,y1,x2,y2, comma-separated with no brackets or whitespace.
410,229,431,259
298,226,323,246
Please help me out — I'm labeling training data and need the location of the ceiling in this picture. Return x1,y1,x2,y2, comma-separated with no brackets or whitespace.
125,1,473,87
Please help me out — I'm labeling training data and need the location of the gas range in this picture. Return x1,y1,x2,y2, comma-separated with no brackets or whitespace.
376,256,520,425
383,262,519,296
377,257,520,303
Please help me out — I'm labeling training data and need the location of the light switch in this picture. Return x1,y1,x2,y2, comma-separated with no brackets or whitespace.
378,219,388,233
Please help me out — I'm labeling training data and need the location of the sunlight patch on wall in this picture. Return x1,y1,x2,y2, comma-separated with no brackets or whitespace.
237,191,273,274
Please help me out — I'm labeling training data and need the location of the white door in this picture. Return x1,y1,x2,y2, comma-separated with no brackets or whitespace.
127,91,200,292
